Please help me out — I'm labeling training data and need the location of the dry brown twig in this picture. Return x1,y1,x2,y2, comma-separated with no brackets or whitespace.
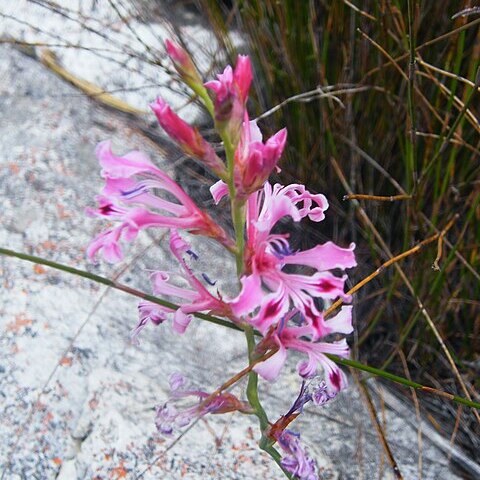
353,371,404,480
344,194,412,202
323,213,458,319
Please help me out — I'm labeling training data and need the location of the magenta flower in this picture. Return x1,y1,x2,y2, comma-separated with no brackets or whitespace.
134,230,233,336
233,113,287,198
275,430,318,480
230,182,356,339
150,98,226,177
204,55,252,141
164,39,203,89
131,301,174,343
156,373,252,435
252,319,350,392
86,141,233,262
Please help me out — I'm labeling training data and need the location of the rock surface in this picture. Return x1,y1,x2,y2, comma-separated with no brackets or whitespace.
0,44,469,480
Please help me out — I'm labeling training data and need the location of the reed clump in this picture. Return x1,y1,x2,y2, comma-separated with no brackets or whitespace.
194,0,480,457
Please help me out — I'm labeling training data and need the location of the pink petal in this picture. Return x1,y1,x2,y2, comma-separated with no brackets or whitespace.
173,309,192,334
248,120,263,143
253,338,287,381
229,274,264,317
283,241,356,271
325,306,353,335
165,39,189,66
251,288,290,334
169,228,190,260
87,228,123,263
233,55,252,102
322,356,348,392
210,180,229,204
96,140,155,178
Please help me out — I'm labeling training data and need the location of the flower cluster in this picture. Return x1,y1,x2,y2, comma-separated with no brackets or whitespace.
156,373,251,435
87,41,356,480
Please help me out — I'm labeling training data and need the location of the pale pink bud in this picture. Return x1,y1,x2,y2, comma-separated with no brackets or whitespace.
234,116,288,197
204,55,253,144
165,39,202,86
150,98,226,177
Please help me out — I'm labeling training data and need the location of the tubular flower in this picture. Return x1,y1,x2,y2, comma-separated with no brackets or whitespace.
135,230,233,336
164,39,204,92
204,55,252,143
253,318,350,392
275,430,318,480
233,113,287,198
156,373,252,435
131,302,174,343
86,141,234,262
230,182,356,339
150,98,226,178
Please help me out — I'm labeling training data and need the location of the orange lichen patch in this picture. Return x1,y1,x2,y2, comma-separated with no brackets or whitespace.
59,356,73,366
6,314,33,332
237,454,250,464
40,240,57,250
89,396,99,410
110,460,128,479
33,264,47,274
8,163,20,174
52,457,62,466
56,203,71,219
43,411,54,425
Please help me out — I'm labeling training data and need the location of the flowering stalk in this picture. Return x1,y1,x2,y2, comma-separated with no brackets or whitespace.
82,41,359,480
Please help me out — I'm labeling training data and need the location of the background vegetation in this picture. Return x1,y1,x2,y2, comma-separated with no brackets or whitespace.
189,0,480,460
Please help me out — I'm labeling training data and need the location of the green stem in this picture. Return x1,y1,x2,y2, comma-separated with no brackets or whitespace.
217,117,286,475
419,66,480,183
220,127,245,275
190,83,215,117
232,199,246,274
2,247,479,412
406,0,417,187
245,326,293,479
260,442,294,480
245,326,270,430
328,355,480,410
0,247,240,332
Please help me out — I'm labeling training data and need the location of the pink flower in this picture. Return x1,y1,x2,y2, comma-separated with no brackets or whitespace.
164,39,203,88
86,141,233,262
134,230,233,336
253,319,350,392
204,55,252,142
233,113,287,198
231,182,356,338
156,373,252,435
150,98,226,177
222,181,356,389
275,430,318,480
